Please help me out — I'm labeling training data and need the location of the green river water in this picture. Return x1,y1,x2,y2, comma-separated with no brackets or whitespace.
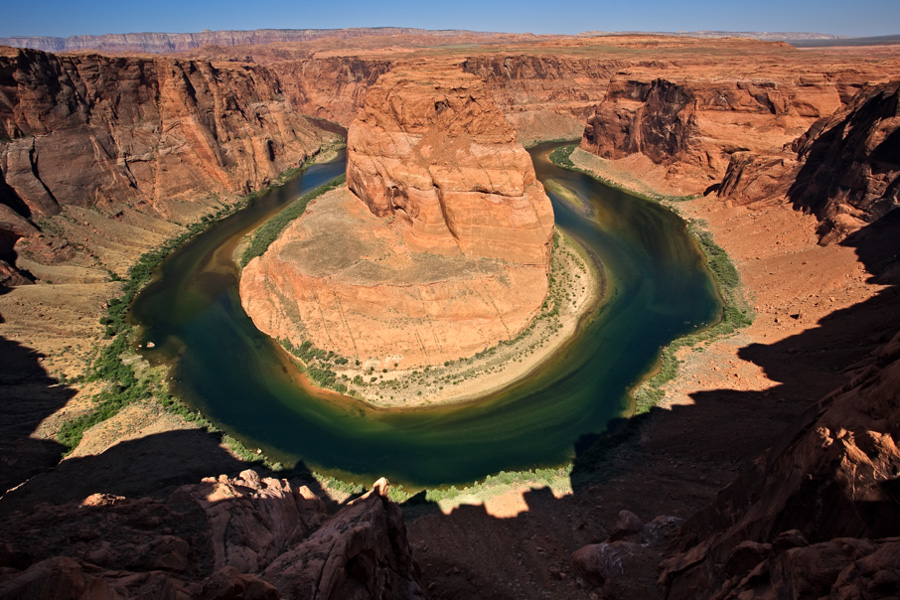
131,142,721,487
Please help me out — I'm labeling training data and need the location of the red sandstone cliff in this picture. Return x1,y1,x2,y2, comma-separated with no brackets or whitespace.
718,80,900,243
0,47,328,283
268,57,393,126
240,63,554,369
580,74,850,187
345,63,554,265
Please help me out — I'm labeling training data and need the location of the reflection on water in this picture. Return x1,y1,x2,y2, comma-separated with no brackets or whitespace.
131,143,720,487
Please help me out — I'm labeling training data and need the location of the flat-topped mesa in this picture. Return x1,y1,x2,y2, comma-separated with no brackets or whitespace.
346,64,554,267
240,64,555,371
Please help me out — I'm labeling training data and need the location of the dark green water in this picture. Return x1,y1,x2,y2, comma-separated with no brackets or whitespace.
131,142,720,487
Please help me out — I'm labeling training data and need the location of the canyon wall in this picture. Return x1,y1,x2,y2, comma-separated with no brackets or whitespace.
0,47,329,283
268,57,393,125
240,63,554,368
579,73,858,189
461,55,621,142
719,80,900,243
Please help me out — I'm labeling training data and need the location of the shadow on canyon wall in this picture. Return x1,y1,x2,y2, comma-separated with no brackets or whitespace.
0,331,329,516
0,337,71,496
0,214,898,598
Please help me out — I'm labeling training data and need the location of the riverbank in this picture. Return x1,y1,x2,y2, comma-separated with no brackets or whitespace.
559,145,887,413
0,141,344,493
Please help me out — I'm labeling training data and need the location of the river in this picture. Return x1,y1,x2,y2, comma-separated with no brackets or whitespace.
131,142,720,487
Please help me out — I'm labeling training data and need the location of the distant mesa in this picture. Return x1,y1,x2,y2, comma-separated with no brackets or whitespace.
240,63,555,369
0,28,519,54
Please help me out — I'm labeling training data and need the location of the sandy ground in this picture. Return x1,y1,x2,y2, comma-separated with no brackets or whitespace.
568,146,886,407
336,231,602,408
659,195,884,409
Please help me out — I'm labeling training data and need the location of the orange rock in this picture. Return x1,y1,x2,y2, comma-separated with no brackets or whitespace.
241,63,554,369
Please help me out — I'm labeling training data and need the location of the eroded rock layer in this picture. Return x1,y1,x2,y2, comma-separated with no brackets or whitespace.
241,64,554,368
718,80,900,243
0,46,328,283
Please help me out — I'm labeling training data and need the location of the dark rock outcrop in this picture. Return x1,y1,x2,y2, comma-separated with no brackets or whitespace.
0,472,424,600
581,78,698,165
659,330,900,599
788,80,900,242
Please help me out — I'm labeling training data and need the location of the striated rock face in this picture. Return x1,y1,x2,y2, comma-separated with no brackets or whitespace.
461,55,620,143
0,46,327,281
0,472,423,600
269,57,393,126
718,81,900,243
345,64,553,265
0,48,326,214
580,74,850,185
0,27,512,55
241,64,554,368
659,329,900,599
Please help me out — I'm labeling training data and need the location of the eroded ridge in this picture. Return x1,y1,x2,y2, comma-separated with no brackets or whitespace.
240,64,556,376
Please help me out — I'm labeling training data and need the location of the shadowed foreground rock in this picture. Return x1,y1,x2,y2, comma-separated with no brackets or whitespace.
0,472,424,600
658,329,900,599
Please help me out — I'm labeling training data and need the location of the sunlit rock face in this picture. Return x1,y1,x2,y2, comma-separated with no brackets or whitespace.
241,63,555,368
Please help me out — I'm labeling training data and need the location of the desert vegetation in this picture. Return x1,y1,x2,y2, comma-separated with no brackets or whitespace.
265,229,601,407
549,143,753,413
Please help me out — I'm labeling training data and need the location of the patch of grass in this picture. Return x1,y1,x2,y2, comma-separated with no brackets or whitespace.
549,144,579,169
314,474,366,496
240,174,346,267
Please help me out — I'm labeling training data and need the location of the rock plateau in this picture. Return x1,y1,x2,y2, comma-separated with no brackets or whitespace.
241,63,554,369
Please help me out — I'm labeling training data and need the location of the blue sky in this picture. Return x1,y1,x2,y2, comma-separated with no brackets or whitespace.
2,0,898,38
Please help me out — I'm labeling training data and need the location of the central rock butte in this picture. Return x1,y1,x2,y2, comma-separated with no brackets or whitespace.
240,63,555,369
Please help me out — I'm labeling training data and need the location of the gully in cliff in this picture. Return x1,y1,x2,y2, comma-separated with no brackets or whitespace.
240,63,600,408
